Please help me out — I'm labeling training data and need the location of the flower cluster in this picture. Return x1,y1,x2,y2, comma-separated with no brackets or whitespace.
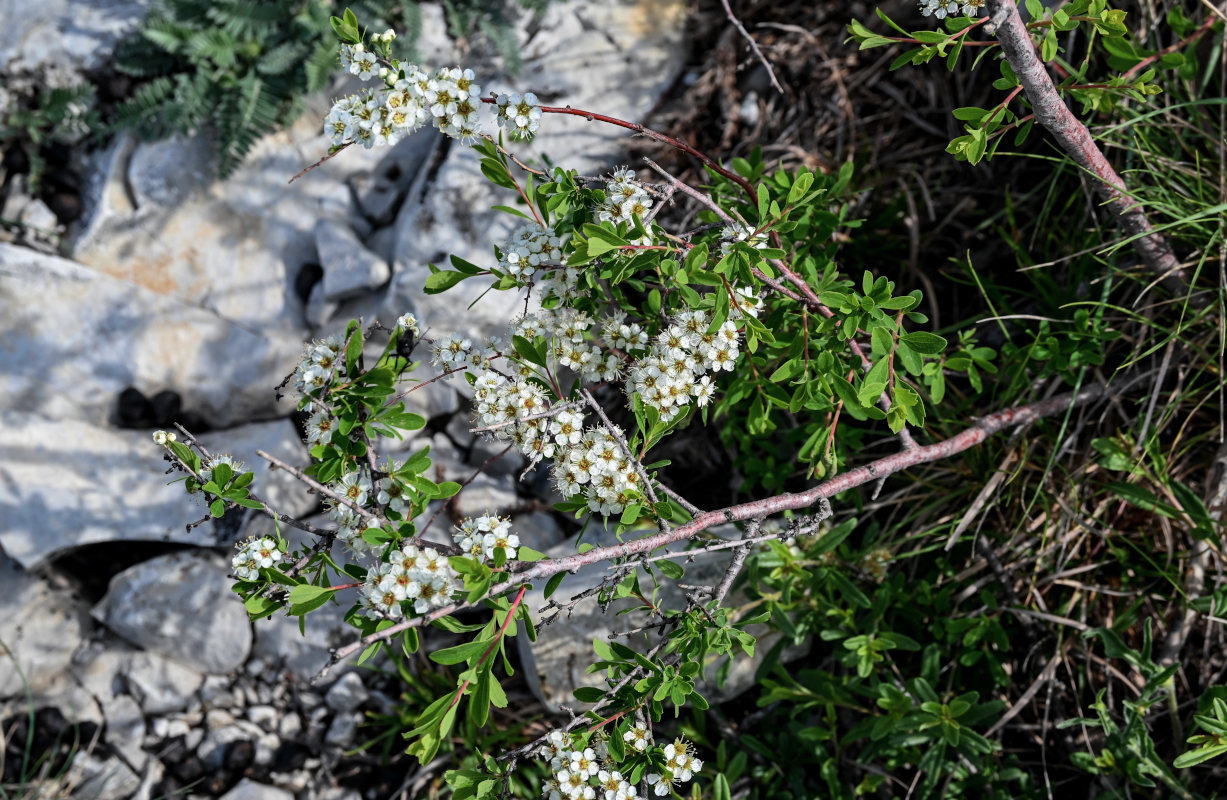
152,430,178,445
327,33,545,150
326,61,484,148
625,308,742,423
452,514,520,563
324,470,381,553
294,336,346,398
232,536,284,581
595,168,654,225
535,728,701,799
359,545,461,619
493,92,543,141
499,223,565,283
919,0,984,19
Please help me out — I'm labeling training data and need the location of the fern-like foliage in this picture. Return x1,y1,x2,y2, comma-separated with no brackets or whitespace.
107,0,560,177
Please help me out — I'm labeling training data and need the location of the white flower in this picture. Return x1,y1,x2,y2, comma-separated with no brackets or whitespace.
337,471,372,507
494,91,543,141
597,770,634,800
569,747,599,778
350,49,377,80
200,454,244,483
499,223,564,283
623,722,652,751
376,476,407,512
432,334,473,367
152,430,176,445
396,312,420,336
305,410,337,445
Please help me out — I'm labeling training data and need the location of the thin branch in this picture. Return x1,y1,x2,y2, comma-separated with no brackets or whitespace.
481,98,755,198
719,0,785,94
257,448,387,529
329,385,1104,664
986,0,1192,296
713,517,761,607
169,424,328,538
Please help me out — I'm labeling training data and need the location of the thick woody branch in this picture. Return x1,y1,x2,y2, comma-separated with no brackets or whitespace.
329,384,1103,664
986,0,1190,296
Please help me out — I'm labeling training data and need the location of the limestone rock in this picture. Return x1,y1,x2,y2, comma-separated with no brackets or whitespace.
323,672,367,714
0,552,89,697
314,219,391,302
93,550,253,674
387,0,687,339
68,752,141,800
219,778,294,800
122,651,205,716
71,104,389,336
0,412,313,568
0,244,302,428
0,0,151,75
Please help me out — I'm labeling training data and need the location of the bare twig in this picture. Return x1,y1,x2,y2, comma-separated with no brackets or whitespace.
256,449,387,529
719,0,785,95
713,517,761,607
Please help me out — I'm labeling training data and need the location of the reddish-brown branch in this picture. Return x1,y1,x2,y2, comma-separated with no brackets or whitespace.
986,0,1191,295
1121,13,1219,81
481,98,756,198
328,384,1103,664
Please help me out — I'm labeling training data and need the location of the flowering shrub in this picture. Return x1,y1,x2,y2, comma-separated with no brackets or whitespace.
150,3,1227,797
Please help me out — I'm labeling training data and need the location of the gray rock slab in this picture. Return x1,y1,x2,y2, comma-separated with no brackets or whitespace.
71,102,389,336
0,244,302,428
0,552,89,697
349,129,441,226
314,219,391,302
0,412,312,568
101,692,147,768
249,590,356,682
68,752,141,800
122,651,205,715
219,778,294,800
93,551,252,674
0,0,151,75
324,672,367,713
453,471,520,518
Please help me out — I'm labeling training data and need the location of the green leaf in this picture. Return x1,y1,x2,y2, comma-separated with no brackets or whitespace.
573,686,605,703
657,560,685,580
1041,28,1058,62
1174,743,1227,769
1106,482,1182,519
900,331,947,355
430,639,492,666
857,359,890,407
424,270,470,295
517,546,545,562
288,584,334,615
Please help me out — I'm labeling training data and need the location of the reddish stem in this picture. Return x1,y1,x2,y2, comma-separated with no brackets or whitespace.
481,98,756,198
